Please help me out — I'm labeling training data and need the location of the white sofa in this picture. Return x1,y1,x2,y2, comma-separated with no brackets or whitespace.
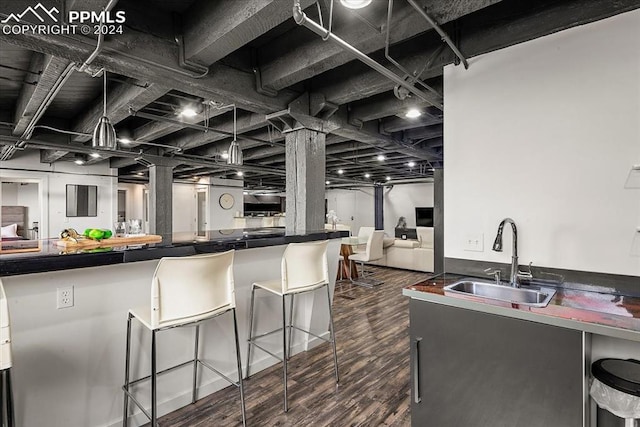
368,227,434,273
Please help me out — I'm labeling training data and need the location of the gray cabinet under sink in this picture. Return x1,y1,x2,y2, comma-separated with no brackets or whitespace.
410,299,584,427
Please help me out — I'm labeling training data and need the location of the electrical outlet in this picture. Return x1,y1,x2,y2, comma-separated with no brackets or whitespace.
57,286,74,309
463,233,484,252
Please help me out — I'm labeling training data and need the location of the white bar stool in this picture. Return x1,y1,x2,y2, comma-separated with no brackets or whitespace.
245,240,339,412
122,250,246,427
349,230,385,286
0,280,14,427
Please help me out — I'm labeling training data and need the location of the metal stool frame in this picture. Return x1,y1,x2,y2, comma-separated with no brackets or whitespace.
245,282,339,412
122,307,246,427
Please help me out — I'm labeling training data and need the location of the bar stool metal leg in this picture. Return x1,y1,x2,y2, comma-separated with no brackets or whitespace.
0,369,13,427
281,295,288,412
287,294,294,360
0,370,4,426
151,330,157,427
191,325,200,403
5,370,13,427
122,312,133,427
232,309,247,427
245,285,256,379
325,285,339,384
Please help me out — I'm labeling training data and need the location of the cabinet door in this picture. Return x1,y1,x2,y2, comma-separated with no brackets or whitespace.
410,299,583,427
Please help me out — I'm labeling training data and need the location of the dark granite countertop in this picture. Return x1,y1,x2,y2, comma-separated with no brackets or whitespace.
0,228,348,276
404,273,640,341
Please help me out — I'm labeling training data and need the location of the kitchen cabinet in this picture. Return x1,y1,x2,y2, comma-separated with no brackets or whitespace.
410,299,585,427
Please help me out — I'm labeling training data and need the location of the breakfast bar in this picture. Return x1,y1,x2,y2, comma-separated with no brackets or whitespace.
0,228,344,427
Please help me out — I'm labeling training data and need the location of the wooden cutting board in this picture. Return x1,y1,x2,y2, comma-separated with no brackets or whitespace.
55,234,162,249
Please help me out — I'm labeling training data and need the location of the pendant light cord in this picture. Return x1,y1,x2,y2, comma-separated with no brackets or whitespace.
103,70,108,117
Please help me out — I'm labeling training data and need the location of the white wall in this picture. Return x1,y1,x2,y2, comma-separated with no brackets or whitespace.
1,151,117,238
444,10,640,276
325,188,374,234
207,178,244,230
172,183,196,233
326,182,434,236
383,182,434,234
1,182,18,204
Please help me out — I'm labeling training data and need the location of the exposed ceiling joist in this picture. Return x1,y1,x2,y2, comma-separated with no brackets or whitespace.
259,0,501,91
183,0,316,64
12,53,71,136
72,81,169,142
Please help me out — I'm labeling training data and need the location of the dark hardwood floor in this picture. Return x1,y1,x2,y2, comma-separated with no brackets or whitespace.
155,266,430,427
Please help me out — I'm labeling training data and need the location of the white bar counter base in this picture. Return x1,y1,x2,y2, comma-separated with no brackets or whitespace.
2,239,341,427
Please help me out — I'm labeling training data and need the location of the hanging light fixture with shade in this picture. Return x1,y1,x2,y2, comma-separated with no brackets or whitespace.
227,104,242,165
92,70,118,150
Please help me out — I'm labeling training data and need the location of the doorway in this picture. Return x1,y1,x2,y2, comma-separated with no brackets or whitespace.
196,189,207,236
1,178,42,239
117,189,126,222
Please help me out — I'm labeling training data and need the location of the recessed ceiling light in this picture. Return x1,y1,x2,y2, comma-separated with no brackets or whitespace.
136,172,143,176
180,107,198,118
364,173,371,178
90,153,101,158
243,191,248,195
386,176,391,181
74,159,85,165
119,137,132,144
376,154,386,161
340,0,372,9
405,108,421,118
337,169,344,175
407,161,416,168
221,151,229,160
325,181,331,185
237,171,244,176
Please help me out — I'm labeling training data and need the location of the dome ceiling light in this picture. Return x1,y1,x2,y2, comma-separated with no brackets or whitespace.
339,0,372,9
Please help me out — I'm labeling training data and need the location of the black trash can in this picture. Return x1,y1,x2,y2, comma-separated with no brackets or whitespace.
590,359,640,427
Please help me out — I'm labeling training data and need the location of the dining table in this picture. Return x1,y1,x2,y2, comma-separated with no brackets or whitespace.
338,236,368,280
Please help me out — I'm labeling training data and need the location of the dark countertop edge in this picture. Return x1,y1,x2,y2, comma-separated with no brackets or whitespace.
403,273,640,342
0,230,348,277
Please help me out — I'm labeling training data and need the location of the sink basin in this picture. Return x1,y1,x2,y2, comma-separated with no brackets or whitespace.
444,280,556,308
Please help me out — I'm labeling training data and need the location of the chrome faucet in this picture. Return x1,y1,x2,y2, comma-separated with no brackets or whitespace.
492,218,520,287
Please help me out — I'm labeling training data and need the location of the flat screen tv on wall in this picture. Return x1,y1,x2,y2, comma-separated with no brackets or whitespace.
415,207,434,227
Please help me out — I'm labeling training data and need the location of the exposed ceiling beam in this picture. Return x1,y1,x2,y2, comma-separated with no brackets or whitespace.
381,115,442,133
0,25,299,114
12,53,71,136
314,0,639,106
71,81,169,142
258,0,501,91
394,124,443,141
348,89,442,123
182,0,316,64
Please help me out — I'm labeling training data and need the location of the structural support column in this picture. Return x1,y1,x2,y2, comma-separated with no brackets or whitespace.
374,185,384,230
285,128,326,235
149,164,174,243
434,168,444,274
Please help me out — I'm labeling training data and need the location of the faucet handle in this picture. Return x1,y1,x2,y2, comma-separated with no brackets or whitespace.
484,267,501,284
517,262,534,279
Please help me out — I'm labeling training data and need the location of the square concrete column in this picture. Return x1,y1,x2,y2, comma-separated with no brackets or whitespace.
285,128,326,235
149,164,173,243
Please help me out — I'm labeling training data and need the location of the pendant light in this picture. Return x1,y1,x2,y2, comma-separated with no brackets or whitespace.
227,105,242,165
92,70,117,150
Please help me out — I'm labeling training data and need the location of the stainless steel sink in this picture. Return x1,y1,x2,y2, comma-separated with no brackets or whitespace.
444,280,556,307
